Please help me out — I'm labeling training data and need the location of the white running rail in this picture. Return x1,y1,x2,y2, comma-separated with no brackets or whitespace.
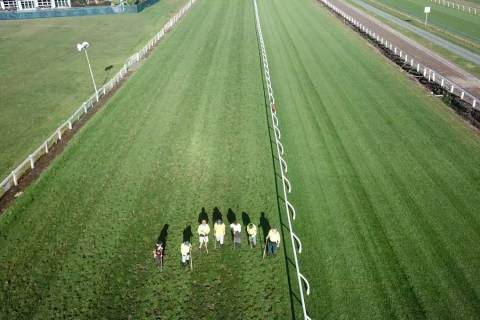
252,0,311,319
321,0,479,112
0,0,197,199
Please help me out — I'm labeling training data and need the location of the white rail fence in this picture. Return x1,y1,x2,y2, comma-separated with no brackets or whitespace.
321,0,479,112
429,0,479,15
253,0,311,319
0,0,197,199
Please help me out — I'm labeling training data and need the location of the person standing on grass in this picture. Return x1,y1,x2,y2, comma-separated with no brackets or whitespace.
153,243,164,270
230,220,242,248
247,223,257,248
197,220,210,251
181,241,191,269
214,219,226,248
266,227,281,256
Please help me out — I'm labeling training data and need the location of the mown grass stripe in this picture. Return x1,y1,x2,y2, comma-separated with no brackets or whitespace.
259,0,480,318
0,0,292,319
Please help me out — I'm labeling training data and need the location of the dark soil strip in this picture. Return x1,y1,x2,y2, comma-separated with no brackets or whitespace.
320,1,480,131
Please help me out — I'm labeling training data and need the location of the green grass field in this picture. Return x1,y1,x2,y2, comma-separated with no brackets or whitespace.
259,0,480,318
1,0,480,318
367,0,480,43
0,0,184,179
0,0,291,318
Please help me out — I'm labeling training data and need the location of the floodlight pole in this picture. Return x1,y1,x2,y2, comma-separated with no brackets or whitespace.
82,48,98,102
77,42,98,102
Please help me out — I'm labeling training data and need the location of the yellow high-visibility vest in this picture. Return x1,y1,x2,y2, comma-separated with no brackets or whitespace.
214,223,225,236
247,224,257,236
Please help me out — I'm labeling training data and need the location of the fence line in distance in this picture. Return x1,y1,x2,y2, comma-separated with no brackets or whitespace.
430,0,479,15
321,0,478,112
0,0,197,199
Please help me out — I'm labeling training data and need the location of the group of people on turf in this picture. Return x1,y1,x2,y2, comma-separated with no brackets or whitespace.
152,219,281,271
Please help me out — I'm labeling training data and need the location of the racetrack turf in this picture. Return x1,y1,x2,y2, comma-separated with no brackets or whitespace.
1,0,480,318
0,0,291,318
258,0,480,318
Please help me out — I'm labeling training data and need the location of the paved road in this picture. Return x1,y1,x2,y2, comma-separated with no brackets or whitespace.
327,0,480,97
351,0,480,65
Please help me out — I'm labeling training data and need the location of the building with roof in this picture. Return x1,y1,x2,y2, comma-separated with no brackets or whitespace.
0,0,71,10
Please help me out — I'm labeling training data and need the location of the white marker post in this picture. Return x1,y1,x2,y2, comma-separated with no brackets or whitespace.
424,6,431,28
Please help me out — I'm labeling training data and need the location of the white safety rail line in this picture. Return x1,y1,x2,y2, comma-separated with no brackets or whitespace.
252,0,311,319
321,0,479,112
429,0,479,15
0,0,197,199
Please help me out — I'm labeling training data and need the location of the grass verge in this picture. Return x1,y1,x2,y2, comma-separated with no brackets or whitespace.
344,0,480,88
364,0,480,46
0,0,184,178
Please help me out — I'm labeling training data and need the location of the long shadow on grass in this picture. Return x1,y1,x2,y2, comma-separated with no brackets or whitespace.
255,27,298,320
157,223,170,254
242,211,251,227
198,207,209,223
212,206,223,223
183,225,193,242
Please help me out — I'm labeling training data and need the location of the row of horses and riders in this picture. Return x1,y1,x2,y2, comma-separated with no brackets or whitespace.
152,208,282,271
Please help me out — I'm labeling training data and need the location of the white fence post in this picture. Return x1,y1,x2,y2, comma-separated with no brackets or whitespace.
29,155,34,169
12,171,18,186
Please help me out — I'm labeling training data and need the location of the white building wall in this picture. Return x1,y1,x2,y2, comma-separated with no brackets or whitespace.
0,0,70,10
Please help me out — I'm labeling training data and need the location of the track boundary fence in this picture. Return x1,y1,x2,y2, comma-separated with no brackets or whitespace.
320,0,479,113
0,0,197,200
429,0,479,15
252,0,311,319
